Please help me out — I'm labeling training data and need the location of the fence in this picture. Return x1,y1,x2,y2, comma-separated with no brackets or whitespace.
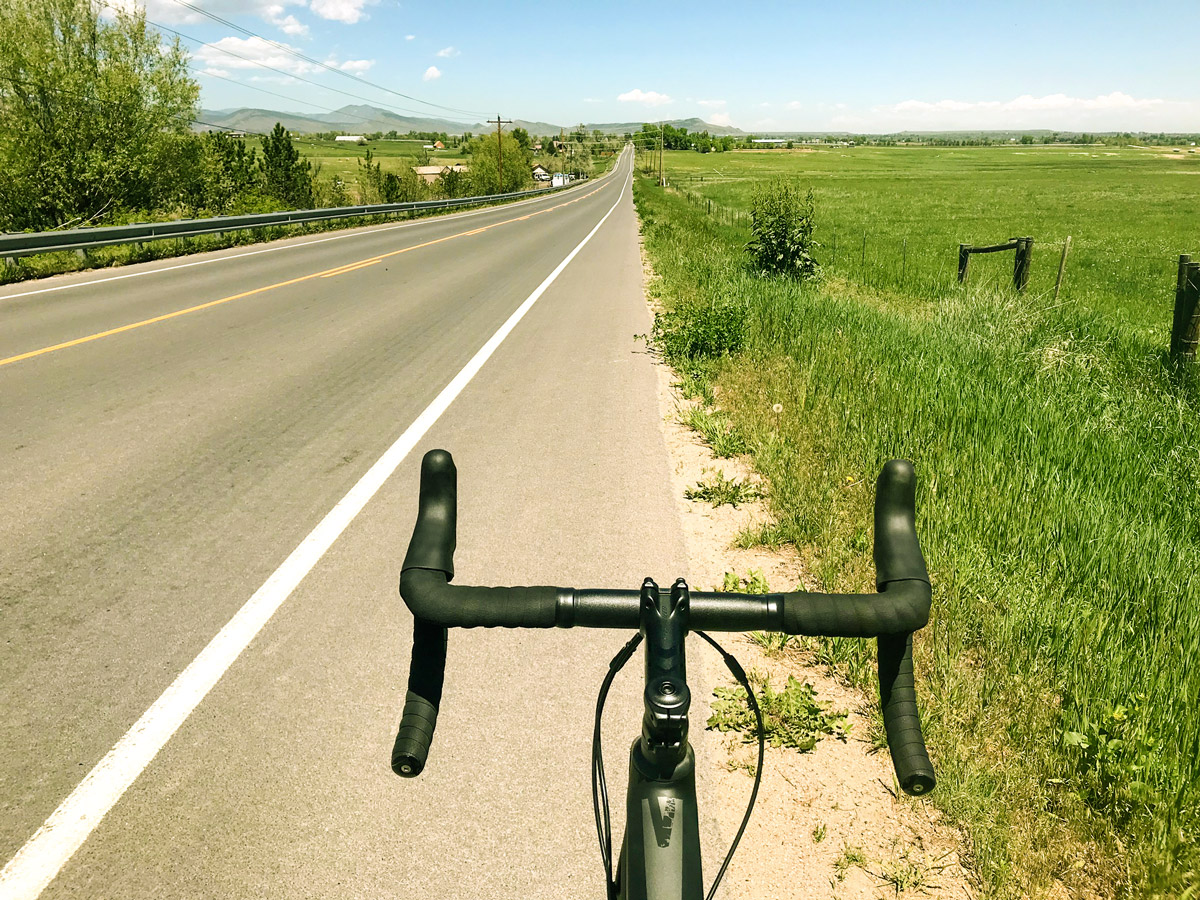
957,237,1035,291
1172,255,1200,362
0,183,570,263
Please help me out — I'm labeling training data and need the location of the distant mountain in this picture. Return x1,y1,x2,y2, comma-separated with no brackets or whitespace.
195,105,742,138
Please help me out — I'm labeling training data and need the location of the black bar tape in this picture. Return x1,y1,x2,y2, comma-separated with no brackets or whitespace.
392,618,447,778
874,460,929,587
402,450,457,579
878,633,936,796
779,580,930,637
401,569,560,628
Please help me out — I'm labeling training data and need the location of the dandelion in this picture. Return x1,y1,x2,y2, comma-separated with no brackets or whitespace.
772,403,783,414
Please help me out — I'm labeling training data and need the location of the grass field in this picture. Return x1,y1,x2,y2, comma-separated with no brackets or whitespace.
633,145,1200,898
656,144,1200,335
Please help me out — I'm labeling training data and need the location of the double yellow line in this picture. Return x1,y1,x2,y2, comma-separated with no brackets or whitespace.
0,179,611,370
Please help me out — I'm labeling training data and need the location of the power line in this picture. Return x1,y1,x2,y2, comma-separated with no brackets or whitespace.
164,0,487,118
108,8,480,126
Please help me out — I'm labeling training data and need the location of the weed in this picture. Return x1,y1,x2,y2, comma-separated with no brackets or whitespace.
813,823,827,844
720,569,770,593
680,405,748,457
834,844,868,882
684,469,760,507
707,671,848,752
749,631,796,656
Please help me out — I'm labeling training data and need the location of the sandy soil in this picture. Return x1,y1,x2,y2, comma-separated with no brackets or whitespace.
640,244,976,898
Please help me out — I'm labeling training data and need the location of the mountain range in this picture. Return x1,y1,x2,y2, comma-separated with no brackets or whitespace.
195,105,744,137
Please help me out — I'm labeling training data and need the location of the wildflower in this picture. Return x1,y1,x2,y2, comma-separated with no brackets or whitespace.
771,403,783,414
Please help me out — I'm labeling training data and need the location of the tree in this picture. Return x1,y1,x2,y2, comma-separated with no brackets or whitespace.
470,132,531,194
260,123,312,208
510,127,531,152
0,0,199,229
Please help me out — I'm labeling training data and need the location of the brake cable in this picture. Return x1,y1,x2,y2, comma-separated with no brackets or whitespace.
591,631,766,900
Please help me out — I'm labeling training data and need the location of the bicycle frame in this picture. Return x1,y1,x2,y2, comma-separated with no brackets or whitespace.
612,578,704,900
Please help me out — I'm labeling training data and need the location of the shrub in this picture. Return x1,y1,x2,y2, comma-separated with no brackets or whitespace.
649,298,747,362
745,180,819,279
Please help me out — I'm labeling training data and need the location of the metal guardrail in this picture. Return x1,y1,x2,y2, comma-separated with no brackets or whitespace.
0,184,573,262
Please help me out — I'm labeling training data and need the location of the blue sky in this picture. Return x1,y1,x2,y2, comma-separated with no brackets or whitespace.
116,0,1200,132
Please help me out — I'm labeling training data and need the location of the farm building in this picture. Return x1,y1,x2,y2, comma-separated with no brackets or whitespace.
335,135,366,143
413,163,469,185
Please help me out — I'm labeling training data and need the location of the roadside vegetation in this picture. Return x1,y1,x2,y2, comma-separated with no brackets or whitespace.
634,147,1200,898
0,0,618,284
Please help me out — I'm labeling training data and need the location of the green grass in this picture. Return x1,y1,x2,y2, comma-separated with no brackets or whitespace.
633,149,1200,898
683,469,760,507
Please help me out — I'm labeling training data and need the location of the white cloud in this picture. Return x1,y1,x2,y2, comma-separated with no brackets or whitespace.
195,36,371,78
708,112,733,127
104,0,308,29
338,58,374,74
583,97,603,103
618,88,672,107
870,91,1200,131
265,6,308,36
785,100,804,111
697,99,726,109
435,46,459,58
405,34,415,40
309,0,375,24
423,65,441,81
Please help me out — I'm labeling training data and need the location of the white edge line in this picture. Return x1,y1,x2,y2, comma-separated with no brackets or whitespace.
0,166,618,303
0,154,632,900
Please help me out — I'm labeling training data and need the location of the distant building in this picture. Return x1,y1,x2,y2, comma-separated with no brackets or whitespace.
531,164,551,181
433,140,445,149
751,138,787,145
413,163,469,184
335,135,365,143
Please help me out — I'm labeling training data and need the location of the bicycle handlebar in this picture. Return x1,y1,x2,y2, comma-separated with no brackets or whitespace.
393,449,936,796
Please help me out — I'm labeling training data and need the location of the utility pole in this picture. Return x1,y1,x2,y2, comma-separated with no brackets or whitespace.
658,124,664,186
488,114,512,191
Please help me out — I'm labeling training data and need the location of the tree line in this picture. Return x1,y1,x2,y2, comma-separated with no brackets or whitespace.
0,0,590,233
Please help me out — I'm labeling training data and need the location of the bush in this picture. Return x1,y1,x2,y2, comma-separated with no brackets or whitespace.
745,180,819,279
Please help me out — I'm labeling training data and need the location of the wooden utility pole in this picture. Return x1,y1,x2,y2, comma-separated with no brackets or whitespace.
658,125,664,186
488,114,512,191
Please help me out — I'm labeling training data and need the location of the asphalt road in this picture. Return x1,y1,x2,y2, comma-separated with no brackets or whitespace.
0,149,728,898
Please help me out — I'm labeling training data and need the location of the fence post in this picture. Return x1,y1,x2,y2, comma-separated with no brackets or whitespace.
1171,255,1199,362
1013,237,1033,291
957,243,970,283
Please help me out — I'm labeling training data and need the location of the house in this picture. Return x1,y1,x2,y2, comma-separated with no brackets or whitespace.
433,140,445,150
335,135,366,143
532,142,542,151
531,164,551,181
413,163,470,184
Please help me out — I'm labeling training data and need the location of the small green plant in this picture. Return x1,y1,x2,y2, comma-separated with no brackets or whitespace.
707,671,848,752
834,844,868,882
745,179,819,279
749,631,795,655
684,469,760,507
681,406,748,457
648,298,747,362
720,569,770,593
873,848,947,895
812,823,827,844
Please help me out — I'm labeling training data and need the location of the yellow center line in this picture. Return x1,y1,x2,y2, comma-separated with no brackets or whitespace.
0,179,611,369
320,259,382,278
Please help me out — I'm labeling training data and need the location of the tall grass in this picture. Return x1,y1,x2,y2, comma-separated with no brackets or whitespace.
635,171,1200,898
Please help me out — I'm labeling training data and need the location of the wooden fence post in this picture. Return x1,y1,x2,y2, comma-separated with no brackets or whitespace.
957,243,970,283
1171,255,1200,362
1013,236,1033,292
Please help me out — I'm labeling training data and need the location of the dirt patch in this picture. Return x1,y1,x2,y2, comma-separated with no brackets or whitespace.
639,241,975,898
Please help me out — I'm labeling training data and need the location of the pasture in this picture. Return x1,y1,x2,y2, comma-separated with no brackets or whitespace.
633,144,1200,898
